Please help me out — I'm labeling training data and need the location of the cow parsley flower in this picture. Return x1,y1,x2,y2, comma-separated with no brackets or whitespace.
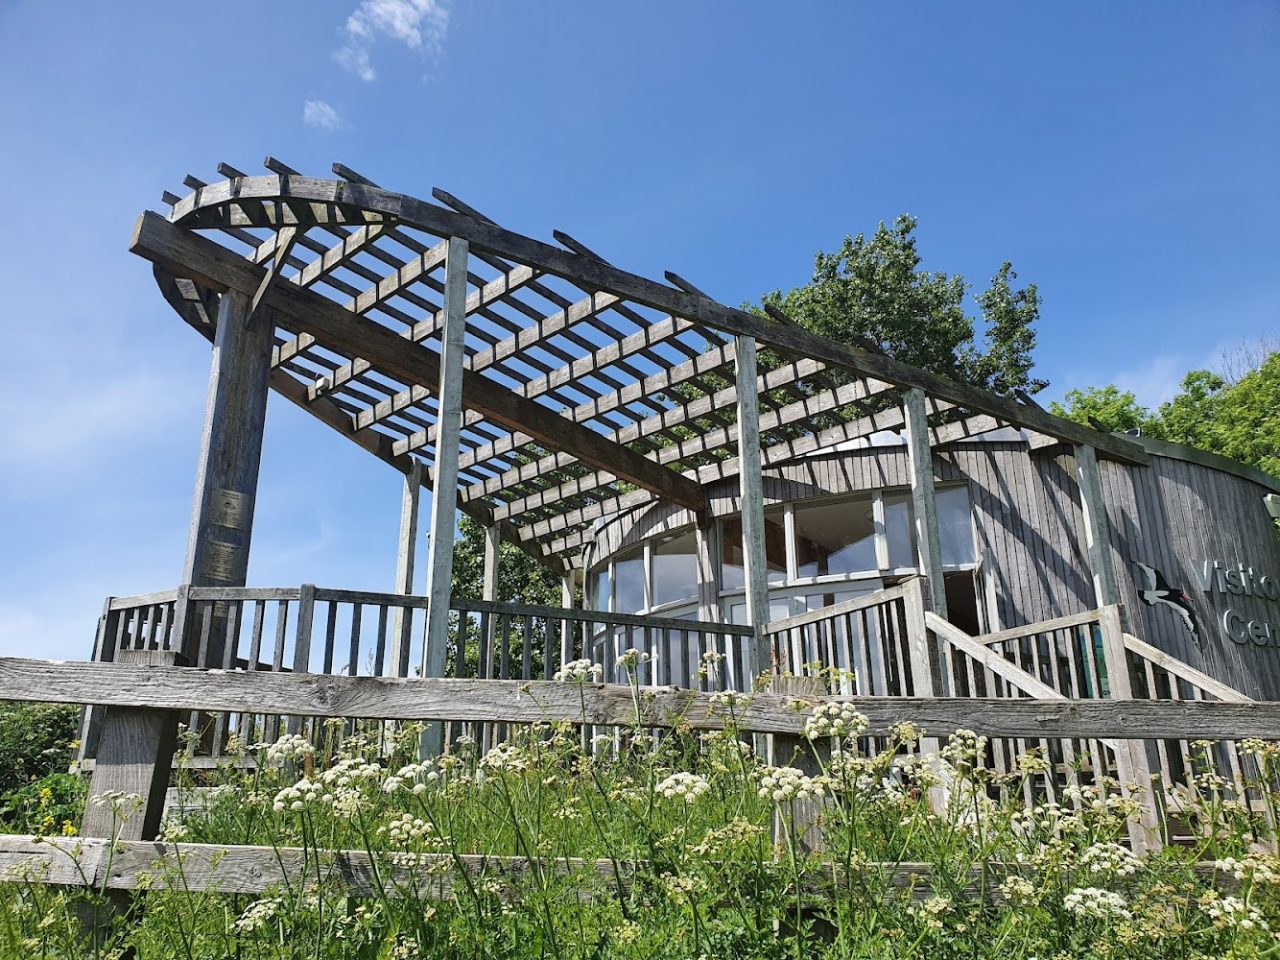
1205,894,1269,932
656,772,710,804
757,765,829,803
233,897,283,933
803,702,869,740
1081,841,1140,878
553,659,604,683
1063,887,1130,920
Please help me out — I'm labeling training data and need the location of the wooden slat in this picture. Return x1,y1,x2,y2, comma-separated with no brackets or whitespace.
7,657,1280,740
973,610,1100,647
169,174,1149,465
1122,632,1254,704
6,834,1214,901
764,585,908,634
133,212,705,512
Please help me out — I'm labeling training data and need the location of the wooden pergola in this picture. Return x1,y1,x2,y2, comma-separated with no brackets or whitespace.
133,159,1148,685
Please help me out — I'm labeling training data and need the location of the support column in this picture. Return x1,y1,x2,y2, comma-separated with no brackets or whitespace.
482,524,501,603
735,336,770,679
904,388,947,618
560,572,575,665
390,459,424,678
421,237,470,755
1075,443,1121,607
181,289,274,621
695,517,720,624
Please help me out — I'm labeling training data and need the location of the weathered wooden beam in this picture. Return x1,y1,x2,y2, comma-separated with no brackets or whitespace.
154,267,565,576
904,388,947,616
1075,443,1121,607
538,402,983,557
5,835,1210,902
736,337,770,671
389,459,423,679
465,357,837,508
131,212,704,513
7,657,1280,739
494,374,892,525
169,175,1149,466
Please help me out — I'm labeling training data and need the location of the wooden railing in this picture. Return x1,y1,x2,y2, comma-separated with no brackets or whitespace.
760,581,926,697
83,585,752,761
8,653,1280,896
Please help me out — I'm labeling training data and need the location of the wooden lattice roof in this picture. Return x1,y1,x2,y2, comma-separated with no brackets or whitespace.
133,159,1148,573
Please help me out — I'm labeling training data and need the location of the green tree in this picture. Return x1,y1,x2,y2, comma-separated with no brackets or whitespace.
762,215,1047,397
1048,385,1156,435
450,514,563,606
1049,348,1279,480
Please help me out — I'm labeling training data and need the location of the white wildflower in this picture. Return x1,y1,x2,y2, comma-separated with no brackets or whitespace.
233,897,283,933
1063,887,1130,920
656,772,710,805
553,659,604,683
803,702,869,740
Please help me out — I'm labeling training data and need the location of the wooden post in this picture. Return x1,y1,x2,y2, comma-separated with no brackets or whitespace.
79,650,183,842
902,576,946,808
390,458,425,678
421,237,470,756
75,649,183,950
181,288,274,617
175,287,273,755
904,388,947,618
1098,603,1160,851
1075,443,1121,608
735,336,770,681
560,573,575,666
695,516,720,624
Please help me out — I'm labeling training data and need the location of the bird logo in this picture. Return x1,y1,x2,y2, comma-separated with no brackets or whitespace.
1134,562,1200,642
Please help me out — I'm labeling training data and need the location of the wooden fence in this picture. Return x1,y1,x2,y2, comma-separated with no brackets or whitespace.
82,585,752,762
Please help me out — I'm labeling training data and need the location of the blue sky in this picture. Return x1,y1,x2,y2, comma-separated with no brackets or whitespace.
1,1,1276,659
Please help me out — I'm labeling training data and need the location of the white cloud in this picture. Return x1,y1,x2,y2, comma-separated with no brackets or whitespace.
334,0,449,82
303,99,342,130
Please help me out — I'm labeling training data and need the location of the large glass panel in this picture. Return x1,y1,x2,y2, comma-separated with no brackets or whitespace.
937,485,977,565
720,508,787,589
652,530,698,606
884,493,915,569
588,565,611,612
793,497,877,578
613,545,645,614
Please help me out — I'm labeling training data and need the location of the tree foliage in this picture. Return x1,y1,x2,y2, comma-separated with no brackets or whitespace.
761,215,1047,397
450,514,564,607
1049,347,1280,479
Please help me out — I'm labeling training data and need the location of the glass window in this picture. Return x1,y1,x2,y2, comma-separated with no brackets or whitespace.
937,485,976,565
613,545,645,614
883,493,915,569
588,564,611,612
793,497,877,578
652,530,698,606
720,508,787,589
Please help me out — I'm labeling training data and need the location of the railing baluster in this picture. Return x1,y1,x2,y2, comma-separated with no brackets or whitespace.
522,615,534,681
322,601,338,675
347,604,362,677
373,603,389,677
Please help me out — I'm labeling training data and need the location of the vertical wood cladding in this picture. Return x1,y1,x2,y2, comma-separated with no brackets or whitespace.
588,442,1279,698
1102,456,1280,700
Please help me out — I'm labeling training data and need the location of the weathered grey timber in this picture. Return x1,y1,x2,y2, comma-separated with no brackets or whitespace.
420,237,470,757
78,650,182,842
141,165,1150,576
1076,443,1121,607
9,657,1280,740
132,212,706,514
390,458,423,678
904,388,947,616
7,835,1207,903
179,289,273,653
735,336,770,672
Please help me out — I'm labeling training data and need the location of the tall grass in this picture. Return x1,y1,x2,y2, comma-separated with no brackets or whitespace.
3,665,1280,959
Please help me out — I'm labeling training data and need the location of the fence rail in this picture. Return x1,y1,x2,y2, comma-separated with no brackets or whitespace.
13,657,1280,740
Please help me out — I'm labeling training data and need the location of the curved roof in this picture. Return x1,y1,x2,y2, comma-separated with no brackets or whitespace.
133,159,1148,571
